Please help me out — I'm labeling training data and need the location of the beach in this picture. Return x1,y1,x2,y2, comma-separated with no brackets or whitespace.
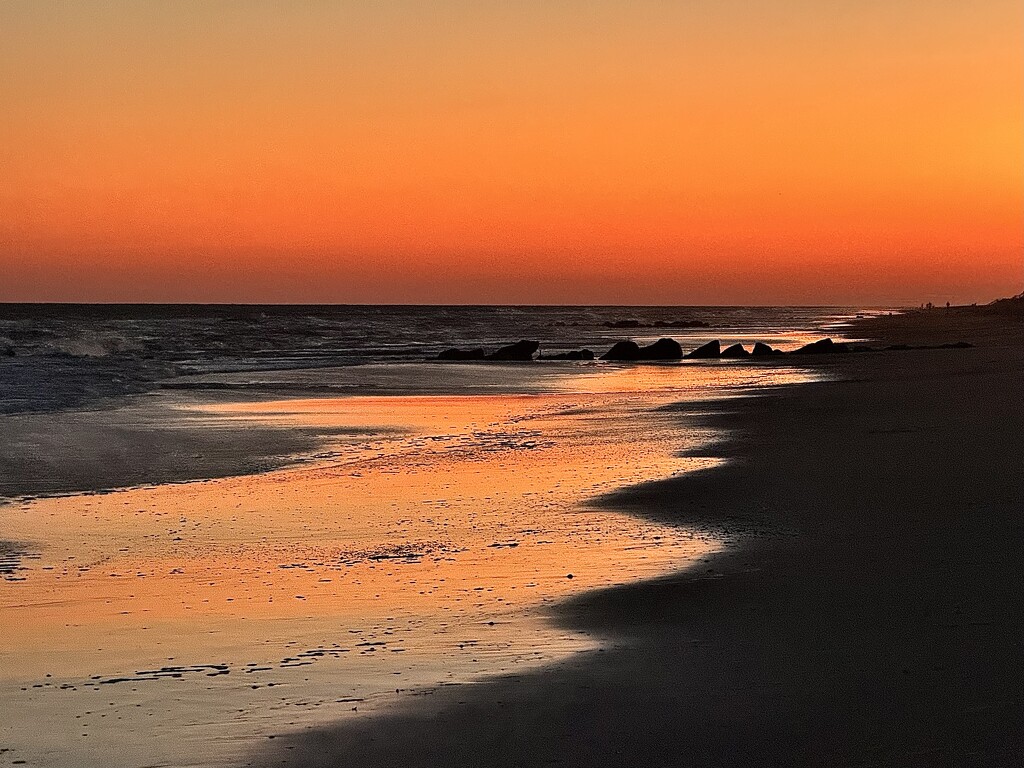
2,304,1022,767
242,305,1024,767
4,0,1019,763
0,309,826,768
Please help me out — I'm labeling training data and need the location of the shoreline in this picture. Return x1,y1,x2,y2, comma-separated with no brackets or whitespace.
246,306,1024,766
2,362,797,767
0,355,818,503
0,364,616,502
0,303,868,502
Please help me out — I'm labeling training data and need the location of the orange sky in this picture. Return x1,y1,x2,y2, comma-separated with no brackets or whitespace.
1,1,1021,304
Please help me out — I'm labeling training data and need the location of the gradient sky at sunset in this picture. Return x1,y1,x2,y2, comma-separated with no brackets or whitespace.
2,1,1021,304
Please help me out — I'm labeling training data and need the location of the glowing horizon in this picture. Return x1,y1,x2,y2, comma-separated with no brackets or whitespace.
2,1,1021,305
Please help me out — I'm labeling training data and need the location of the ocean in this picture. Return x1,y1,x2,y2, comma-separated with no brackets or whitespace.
0,304,873,414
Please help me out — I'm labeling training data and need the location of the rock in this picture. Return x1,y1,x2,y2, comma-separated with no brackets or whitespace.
438,347,486,361
638,338,683,360
721,343,750,358
487,340,540,361
794,338,834,354
601,341,642,361
941,341,973,349
603,320,642,329
751,342,777,356
685,340,721,359
885,344,911,351
547,349,595,361
601,338,683,361
652,319,711,329
793,338,850,355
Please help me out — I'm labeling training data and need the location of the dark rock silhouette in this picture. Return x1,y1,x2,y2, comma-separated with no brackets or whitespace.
941,341,974,349
751,342,778,356
604,320,643,329
793,338,850,355
487,340,540,361
721,344,750,358
638,338,683,360
601,341,642,361
601,339,682,361
546,349,595,361
685,340,721,359
438,347,486,361
652,319,711,329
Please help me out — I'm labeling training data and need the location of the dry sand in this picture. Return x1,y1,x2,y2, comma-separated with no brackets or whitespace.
246,305,1024,767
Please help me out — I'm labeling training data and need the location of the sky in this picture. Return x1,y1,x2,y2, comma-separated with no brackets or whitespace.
1,1,1021,305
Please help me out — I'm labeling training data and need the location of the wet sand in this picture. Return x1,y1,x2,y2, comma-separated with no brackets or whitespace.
0,364,610,500
0,363,815,767
242,306,1024,767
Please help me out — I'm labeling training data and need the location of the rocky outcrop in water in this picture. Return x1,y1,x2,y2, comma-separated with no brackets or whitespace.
487,340,540,361
653,319,711,329
721,344,750,358
438,333,973,365
437,340,540,361
793,338,850,355
685,340,721,359
639,338,683,360
545,349,595,361
604,320,643,329
438,347,486,361
601,341,642,361
601,338,682,361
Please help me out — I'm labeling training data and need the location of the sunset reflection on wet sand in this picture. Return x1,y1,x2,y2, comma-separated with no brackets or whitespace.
1,362,815,767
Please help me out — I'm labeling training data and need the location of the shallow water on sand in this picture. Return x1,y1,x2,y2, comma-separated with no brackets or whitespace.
0,363,816,768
